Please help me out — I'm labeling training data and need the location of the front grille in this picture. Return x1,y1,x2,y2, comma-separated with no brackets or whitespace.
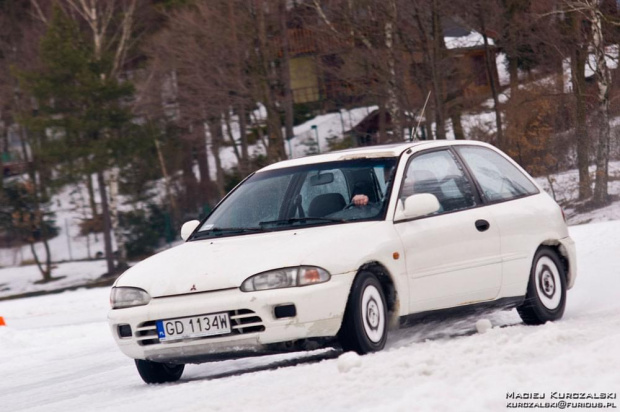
135,322,160,346
136,309,265,346
230,309,266,334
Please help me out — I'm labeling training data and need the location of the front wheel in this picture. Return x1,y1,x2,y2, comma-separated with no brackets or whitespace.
135,359,184,384
338,271,388,354
517,247,567,325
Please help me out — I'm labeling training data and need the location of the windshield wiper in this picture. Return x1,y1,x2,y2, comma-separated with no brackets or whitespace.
259,217,344,227
190,226,267,240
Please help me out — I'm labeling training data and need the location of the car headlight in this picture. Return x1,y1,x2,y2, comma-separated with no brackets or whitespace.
240,266,331,292
110,287,151,309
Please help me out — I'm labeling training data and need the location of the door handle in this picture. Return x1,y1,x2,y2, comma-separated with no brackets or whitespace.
475,219,490,232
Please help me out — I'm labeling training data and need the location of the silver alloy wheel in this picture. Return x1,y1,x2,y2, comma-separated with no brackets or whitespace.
535,256,562,310
361,284,386,343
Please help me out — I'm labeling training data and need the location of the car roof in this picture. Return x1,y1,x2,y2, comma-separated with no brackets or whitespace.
259,140,494,172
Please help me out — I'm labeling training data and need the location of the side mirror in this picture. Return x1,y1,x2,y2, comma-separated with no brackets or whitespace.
394,193,440,221
180,220,200,241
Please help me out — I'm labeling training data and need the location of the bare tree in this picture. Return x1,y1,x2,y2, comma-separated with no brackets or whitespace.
562,0,613,206
310,0,406,141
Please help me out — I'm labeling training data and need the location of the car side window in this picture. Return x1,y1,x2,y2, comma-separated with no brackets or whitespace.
456,146,538,202
400,150,477,215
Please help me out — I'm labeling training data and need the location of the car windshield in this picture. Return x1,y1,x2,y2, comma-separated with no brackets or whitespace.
192,157,398,239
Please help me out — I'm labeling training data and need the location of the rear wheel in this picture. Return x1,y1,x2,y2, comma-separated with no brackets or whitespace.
339,271,388,354
517,247,567,325
135,359,184,384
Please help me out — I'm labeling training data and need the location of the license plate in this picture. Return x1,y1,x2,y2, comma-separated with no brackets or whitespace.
156,312,231,342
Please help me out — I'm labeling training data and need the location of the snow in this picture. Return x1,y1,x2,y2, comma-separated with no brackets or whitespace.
288,107,378,158
444,31,494,50
585,45,619,78
496,53,510,87
0,176,119,267
563,45,619,93
337,351,362,373
0,260,109,298
535,161,620,225
0,219,619,411
475,319,492,334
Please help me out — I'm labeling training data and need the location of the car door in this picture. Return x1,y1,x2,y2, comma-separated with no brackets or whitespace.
393,148,503,313
454,145,546,298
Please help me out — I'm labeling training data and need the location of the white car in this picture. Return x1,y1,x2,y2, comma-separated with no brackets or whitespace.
108,140,577,384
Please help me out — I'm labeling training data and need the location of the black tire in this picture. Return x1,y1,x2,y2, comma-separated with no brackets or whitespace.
517,247,567,325
338,271,388,354
135,359,184,384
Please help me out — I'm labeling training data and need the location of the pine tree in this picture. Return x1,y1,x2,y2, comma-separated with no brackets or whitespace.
17,7,134,275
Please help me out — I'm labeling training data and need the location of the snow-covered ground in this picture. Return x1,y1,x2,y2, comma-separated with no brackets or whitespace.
0,260,110,299
0,220,619,412
536,161,620,225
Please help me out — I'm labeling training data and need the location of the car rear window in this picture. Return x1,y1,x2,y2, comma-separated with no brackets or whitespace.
456,146,538,202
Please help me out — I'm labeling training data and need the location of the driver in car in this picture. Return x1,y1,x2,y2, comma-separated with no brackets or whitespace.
350,180,373,207
352,193,370,206
351,166,395,207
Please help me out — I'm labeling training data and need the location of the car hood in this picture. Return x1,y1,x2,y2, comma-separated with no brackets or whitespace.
114,221,392,297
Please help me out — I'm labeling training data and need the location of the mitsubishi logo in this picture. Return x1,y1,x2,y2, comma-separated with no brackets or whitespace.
190,284,197,291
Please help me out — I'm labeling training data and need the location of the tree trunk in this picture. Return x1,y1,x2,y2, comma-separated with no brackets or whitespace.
378,103,387,144
590,6,611,206
85,173,98,219
181,138,199,214
42,230,52,280
154,138,179,221
228,0,250,174
479,11,503,149
279,0,295,143
385,0,403,142
96,170,115,275
255,0,286,161
29,241,51,282
18,123,53,281
451,107,465,140
237,102,249,174
107,167,126,267
431,2,447,140
571,17,591,200
508,57,519,97
224,110,242,163
207,118,226,199
195,124,215,207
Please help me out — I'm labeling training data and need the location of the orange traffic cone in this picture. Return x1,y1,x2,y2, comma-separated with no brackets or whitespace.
0,316,5,326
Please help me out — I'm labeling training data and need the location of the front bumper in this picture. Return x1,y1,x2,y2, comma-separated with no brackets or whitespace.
108,272,355,364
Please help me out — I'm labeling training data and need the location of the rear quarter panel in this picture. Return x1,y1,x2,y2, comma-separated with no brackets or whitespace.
490,191,570,298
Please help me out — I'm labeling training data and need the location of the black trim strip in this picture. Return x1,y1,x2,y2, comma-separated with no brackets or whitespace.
152,287,239,299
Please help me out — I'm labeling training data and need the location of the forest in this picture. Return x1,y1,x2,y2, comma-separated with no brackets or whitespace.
1,0,619,280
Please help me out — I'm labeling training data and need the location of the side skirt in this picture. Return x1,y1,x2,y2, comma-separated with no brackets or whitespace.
399,296,525,328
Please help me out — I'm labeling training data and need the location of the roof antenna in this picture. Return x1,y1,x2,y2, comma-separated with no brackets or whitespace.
409,91,432,142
